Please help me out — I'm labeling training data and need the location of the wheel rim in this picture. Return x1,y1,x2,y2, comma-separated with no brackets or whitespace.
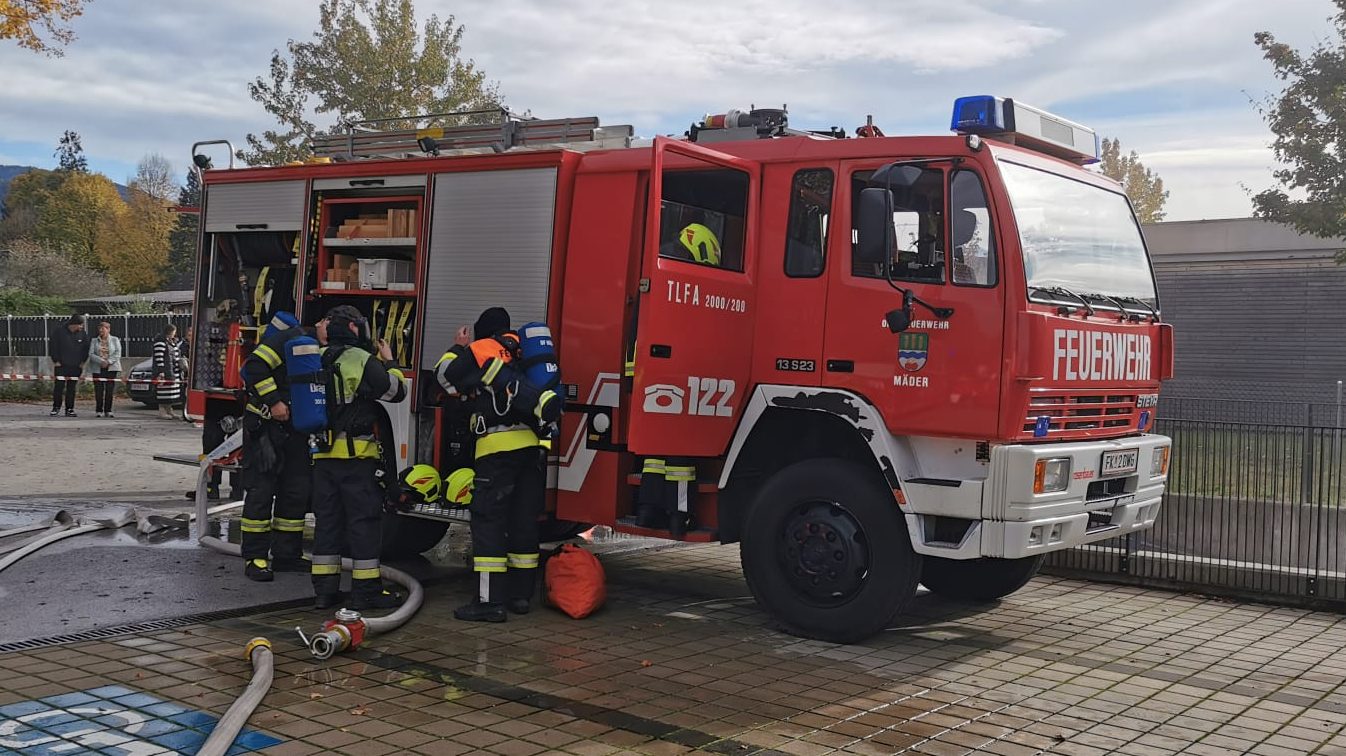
777,499,870,606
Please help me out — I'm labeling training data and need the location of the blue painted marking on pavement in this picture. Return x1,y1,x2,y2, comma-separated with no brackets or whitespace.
0,685,283,755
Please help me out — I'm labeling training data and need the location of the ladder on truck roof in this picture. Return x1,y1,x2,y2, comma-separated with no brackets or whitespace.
310,108,635,160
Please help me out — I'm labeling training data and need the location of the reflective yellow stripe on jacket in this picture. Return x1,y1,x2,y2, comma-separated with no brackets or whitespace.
253,344,282,369
475,428,542,459
312,437,381,460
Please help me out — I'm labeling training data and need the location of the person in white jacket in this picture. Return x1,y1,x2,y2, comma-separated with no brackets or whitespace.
88,320,123,418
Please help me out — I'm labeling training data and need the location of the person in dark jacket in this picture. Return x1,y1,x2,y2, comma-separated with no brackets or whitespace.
48,314,89,417
237,311,312,582
309,305,408,610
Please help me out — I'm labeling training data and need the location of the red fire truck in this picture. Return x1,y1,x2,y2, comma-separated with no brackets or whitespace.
186,96,1172,642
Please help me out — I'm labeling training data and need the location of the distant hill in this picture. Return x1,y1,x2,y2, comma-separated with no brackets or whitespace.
0,165,130,214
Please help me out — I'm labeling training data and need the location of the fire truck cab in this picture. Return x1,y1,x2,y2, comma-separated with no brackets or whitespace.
187,96,1171,642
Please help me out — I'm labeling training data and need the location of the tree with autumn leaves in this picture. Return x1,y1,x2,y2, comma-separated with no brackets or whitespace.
1,135,178,295
0,0,88,56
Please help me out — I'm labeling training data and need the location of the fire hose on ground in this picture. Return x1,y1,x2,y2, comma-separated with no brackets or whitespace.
196,638,273,756
190,431,425,752
0,502,244,574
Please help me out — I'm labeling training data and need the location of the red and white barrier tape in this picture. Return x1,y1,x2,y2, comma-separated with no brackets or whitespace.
0,373,184,385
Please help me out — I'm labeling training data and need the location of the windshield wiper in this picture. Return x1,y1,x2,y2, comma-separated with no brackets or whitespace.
1080,291,1135,321
1029,285,1094,316
1111,295,1160,322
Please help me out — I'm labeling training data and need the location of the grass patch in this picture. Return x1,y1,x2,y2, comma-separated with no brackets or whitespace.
1160,420,1346,505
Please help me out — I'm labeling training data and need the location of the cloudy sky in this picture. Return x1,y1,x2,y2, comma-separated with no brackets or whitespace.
0,0,1335,220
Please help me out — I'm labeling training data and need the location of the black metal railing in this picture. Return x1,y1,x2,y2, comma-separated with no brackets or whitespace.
1046,406,1346,609
0,313,192,362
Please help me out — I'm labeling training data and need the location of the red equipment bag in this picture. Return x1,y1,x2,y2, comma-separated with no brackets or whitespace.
544,543,606,619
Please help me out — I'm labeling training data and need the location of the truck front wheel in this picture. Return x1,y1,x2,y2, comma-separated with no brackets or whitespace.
740,459,921,643
920,555,1044,601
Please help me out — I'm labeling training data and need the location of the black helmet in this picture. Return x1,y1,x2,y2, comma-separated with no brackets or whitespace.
325,305,369,344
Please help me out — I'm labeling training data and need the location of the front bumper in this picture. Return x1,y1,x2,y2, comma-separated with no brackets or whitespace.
906,433,1169,560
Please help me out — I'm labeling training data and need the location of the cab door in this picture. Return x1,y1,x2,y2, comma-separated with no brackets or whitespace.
627,136,761,456
823,160,1005,439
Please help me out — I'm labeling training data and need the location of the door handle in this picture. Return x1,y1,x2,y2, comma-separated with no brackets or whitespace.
649,344,672,358
826,360,854,373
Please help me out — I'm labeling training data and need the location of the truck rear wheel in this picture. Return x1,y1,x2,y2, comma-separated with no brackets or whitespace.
380,514,450,559
920,555,1044,601
740,458,920,643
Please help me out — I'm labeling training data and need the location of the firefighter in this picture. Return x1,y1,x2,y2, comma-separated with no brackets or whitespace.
630,220,718,536
238,311,311,581
310,305,408,610
434,307,555,622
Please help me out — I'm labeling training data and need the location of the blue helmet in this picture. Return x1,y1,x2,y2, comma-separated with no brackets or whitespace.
262,311,300,340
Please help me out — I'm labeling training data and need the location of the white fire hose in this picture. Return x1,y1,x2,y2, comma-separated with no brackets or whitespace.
197,638,273,756
192,430,425,752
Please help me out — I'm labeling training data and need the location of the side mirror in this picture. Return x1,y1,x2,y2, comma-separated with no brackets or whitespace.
885,303,913,334
856,187,895,267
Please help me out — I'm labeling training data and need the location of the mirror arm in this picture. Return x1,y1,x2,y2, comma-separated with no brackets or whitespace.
884,280,955,320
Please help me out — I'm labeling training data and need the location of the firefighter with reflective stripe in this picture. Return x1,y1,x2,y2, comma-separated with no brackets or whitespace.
310,305,408,610
636,457,699,537
238,311,311,582
434,307,560,622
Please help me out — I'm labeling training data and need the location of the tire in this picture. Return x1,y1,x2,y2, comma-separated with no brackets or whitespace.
539,518,593,543
920,555,1044,602
380,513,450,559
740,458,921,644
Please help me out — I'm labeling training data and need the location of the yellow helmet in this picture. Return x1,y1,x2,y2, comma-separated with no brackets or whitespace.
678,223,721,266
444,468,475,506
399,464,442,506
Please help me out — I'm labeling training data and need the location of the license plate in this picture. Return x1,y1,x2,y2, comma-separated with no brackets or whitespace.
131,382,150,391
1101,448,1138,478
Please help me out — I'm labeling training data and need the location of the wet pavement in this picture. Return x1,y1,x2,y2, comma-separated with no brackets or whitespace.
7,401,1346,754
5,534,1346,755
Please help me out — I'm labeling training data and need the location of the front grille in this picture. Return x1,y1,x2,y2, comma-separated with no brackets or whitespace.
1022,391,1139,438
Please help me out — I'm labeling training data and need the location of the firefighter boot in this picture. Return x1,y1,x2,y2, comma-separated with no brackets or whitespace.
244,558,274,582
507,562,537,615
455,600,507,622
351,589,405,611
456,570,507,622
272,556,310,573
315,592,346,610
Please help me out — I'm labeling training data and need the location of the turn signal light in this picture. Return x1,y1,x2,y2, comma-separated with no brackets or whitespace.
1151,446,1170,477
1033,458,1071,494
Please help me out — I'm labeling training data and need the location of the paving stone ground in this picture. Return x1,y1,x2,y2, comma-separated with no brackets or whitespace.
5,539,1346,755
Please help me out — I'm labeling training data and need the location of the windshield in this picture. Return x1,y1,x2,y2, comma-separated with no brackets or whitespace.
998,160,1158,306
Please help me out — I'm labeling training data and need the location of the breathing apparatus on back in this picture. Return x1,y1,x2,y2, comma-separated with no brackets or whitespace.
464,308,563,439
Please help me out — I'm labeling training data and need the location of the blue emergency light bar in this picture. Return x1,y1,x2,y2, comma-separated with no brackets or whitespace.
951,95,1100,165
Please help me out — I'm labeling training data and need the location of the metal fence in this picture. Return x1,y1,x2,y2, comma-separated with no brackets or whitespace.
1046,403,1346,610
1,313,192,361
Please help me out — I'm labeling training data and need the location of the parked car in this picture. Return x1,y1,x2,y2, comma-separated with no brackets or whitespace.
126,358,157,406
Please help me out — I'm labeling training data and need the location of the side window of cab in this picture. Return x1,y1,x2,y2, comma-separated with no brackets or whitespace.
849,167,946,284
657,169,749,272
950,170,997,287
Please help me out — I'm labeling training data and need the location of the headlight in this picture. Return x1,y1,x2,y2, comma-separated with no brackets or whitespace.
1033,458,1071,494
1151,446,1170,477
